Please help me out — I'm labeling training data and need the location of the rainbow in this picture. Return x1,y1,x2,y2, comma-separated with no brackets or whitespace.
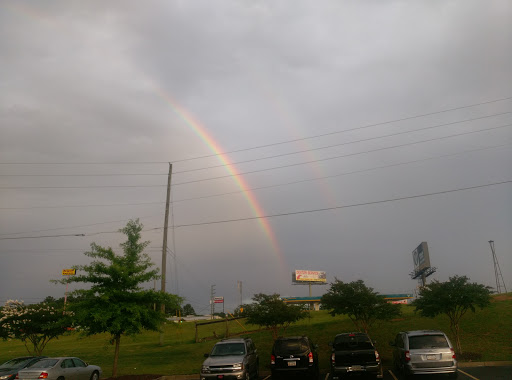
156,89,288,273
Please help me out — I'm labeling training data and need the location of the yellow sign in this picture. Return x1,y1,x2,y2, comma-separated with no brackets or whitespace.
62,269,76,275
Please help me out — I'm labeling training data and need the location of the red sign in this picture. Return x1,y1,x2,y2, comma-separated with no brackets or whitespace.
213,297,224,304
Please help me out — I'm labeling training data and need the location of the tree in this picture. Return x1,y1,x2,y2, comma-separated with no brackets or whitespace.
182,303,196,316
0,300,72,355
53,219,182,377
321,279,401,334
244,293,306,340
413,275,492,354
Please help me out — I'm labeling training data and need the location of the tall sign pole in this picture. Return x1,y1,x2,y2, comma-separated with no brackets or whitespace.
159,163,172,346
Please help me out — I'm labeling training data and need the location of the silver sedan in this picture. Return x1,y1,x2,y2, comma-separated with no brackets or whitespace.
16,357,102,380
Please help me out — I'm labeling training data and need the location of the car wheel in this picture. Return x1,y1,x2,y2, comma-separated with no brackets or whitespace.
90,371,99,380
245,370,251,380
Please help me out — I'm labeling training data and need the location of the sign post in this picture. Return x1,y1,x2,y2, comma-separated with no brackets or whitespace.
62,269,76,312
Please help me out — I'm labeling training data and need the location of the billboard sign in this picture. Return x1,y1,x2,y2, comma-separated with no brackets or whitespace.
292,270,327,283
213,297,224,304
412,242,431,274
62,269,76,275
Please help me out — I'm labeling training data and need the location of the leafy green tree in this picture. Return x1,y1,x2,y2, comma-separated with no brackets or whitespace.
413,275,492,354
244,293,306,340
0,300,72,355
321,279,401,334
182,303,196,316
53,219,182,377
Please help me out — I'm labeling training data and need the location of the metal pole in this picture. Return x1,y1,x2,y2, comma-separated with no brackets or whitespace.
159,163,172,346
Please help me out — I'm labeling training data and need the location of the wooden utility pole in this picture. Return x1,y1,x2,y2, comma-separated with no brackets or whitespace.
159,163,172,346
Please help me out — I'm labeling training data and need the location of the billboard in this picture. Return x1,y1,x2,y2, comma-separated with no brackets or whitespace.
213,297,224,304
412,242,431,274
292,270,326,283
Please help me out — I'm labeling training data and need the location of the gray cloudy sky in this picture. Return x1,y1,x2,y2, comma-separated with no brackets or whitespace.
1,0,511,314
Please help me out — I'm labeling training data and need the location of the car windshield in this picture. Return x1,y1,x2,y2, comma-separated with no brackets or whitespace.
333,335,374,350
409,335,449,349
210,343,246,356
29,359,59,369
274,339,309,354
0,358,33,369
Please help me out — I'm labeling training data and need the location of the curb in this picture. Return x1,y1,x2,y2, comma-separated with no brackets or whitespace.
458,361,512,368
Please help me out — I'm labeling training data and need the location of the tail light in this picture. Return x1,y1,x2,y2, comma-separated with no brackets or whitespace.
38,373,49,379
271,354,275,365
451,348,456,359
375,350,380,362
15,375,19,379
308,352,314,363
405,350,411,362
331,353,335,365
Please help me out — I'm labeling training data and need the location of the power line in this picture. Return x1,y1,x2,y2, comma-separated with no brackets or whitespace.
171,111,512,174
169,179,512,228
1,110,510,177
7,179,508,239
2,122,511,190
172,122,512,187
1,96,510,166
2,142,509,211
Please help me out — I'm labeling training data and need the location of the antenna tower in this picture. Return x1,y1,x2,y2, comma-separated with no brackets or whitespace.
488,241,507,294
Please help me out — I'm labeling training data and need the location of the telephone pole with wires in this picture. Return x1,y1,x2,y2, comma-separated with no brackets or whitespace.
488,241,507,294
159,163,172,346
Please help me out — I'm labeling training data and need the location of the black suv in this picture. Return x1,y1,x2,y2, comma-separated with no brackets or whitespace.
329,332,383,379
270,336,319,379
200,337,259,380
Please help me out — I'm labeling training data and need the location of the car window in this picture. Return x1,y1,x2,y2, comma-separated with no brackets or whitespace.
333,335,374,350
408,335,449,349
211,342,246,356
0,358,32,369
61,359,75,368
72,358,87,368
30,359,58,369
274,338,309,354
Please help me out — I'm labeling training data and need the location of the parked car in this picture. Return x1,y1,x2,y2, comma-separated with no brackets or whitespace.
390,330,458,378
329,332,383,379
270,336,319,379
0,357,45,380
200,337,259,380
15,357,102,380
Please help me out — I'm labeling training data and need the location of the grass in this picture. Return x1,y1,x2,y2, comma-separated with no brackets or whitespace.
1,295,510,377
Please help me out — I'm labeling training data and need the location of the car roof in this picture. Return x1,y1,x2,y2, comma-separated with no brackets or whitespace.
334,332,369,337
403,330,447,336
275,336,309,340
219,338,247,343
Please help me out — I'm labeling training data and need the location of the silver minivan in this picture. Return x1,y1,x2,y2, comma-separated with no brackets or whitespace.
390,330,458,378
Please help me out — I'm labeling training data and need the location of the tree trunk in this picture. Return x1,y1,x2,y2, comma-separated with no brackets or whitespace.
112,334,121,377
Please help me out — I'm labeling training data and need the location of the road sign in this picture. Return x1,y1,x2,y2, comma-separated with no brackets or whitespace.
62,269,76,275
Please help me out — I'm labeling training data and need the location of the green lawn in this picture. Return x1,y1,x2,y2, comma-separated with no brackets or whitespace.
1,296,510,377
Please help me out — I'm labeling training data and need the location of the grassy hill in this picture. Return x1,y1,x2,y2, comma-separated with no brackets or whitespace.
1,295,510,377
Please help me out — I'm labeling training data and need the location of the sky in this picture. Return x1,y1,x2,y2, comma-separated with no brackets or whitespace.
1,0,511,315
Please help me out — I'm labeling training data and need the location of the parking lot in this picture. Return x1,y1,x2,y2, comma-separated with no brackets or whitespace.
255,365,512,380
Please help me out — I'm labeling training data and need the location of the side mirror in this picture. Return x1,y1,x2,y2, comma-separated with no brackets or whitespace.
204,353,209,358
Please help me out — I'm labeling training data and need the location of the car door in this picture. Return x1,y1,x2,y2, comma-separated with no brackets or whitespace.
72,358,89,380
60,358,80,379
246,339,257,375
392,334,404,370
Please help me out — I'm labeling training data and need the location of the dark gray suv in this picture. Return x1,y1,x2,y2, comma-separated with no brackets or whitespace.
200,337,259,380
390,330,458,378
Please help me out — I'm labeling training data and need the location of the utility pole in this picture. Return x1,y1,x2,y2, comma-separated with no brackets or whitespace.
237,280,242,310
488,241,507,294
211,285,216,319
159,163,172,346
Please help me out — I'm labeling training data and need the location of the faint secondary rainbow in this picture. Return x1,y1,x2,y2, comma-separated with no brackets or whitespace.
156,89,287,272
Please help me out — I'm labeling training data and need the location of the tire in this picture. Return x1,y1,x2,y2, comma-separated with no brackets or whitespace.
90,371,99,380
245,370,251,380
